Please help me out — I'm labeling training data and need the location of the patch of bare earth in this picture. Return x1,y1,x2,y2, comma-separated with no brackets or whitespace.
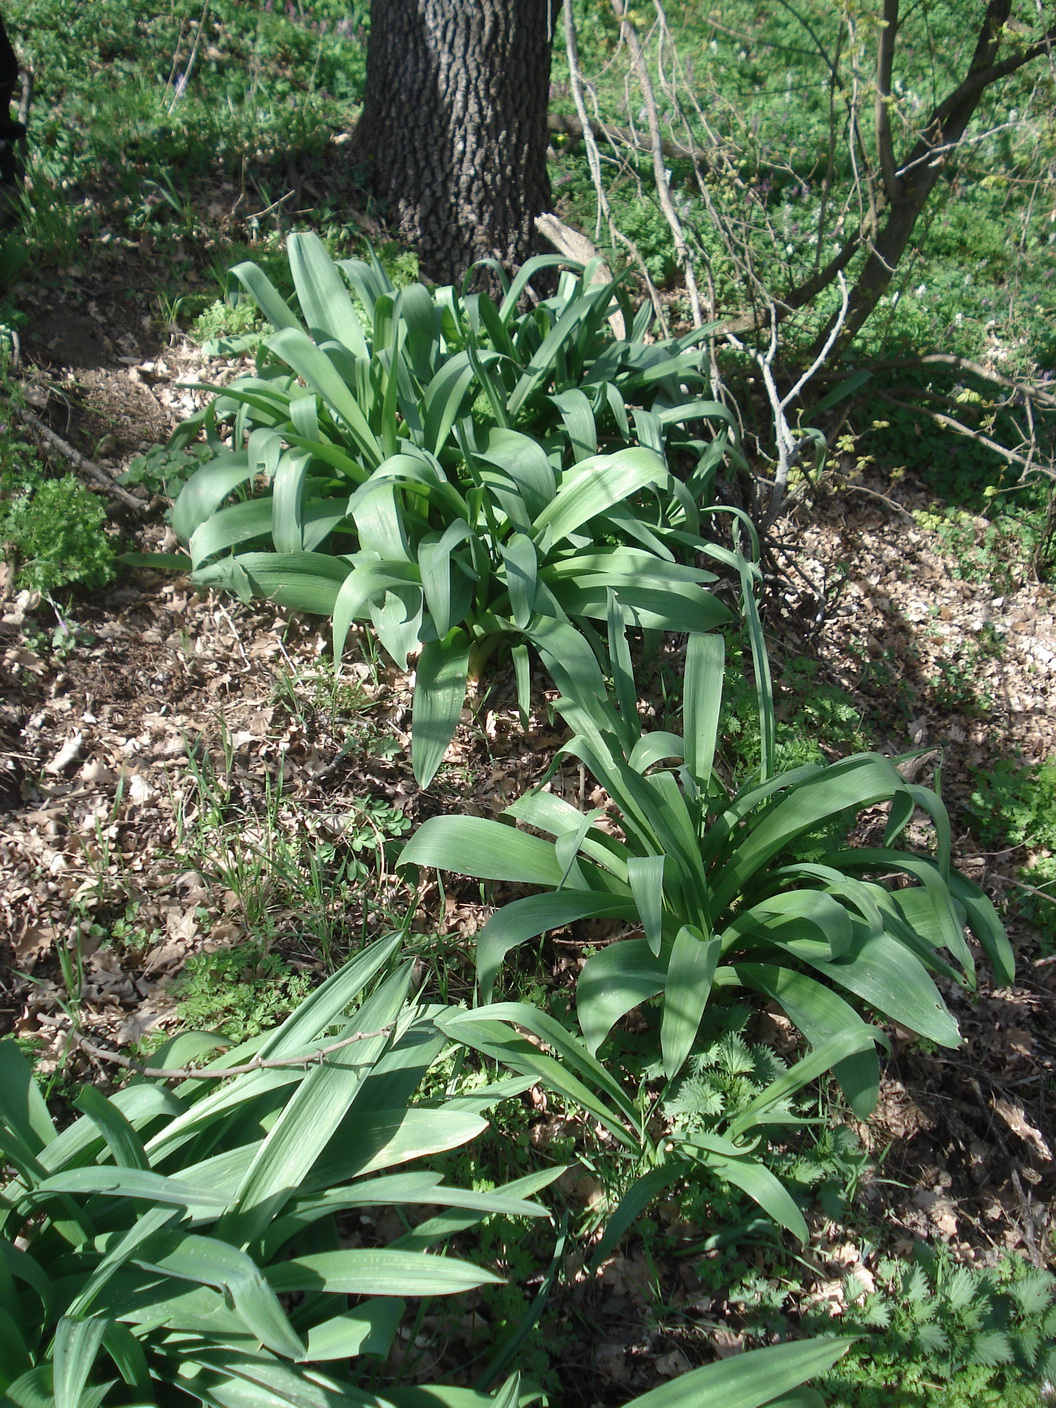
770,475,1055,1270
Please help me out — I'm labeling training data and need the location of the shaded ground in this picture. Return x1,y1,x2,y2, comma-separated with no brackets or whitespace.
1,268,1054,1402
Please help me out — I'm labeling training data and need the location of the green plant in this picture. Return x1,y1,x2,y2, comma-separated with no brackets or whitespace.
659,1010,868,1226
0,935,564,1406
817,1248,1056,1407
0,929,853,1408
116,442,215,501
0,448,117,596
167,233,743,784
402,619,1014,1130
169,733,410,961
968,755,1056,954
165,945,315,1042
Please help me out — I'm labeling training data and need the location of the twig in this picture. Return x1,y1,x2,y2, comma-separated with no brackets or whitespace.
875,392,1050,479
725,272,851,527
74,1022,397,1081
7,402,148,513
610,0,702,325
561,0,666,329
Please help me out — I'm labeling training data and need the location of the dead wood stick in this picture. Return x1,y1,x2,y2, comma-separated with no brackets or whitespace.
547,111,712,167
8,402,148,513
73,1022,397,1081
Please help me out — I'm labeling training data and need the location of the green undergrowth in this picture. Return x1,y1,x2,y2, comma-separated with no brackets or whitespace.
162,944,315,1044
0,434,117,596
969,757,1056,955
815,1248,1056,1408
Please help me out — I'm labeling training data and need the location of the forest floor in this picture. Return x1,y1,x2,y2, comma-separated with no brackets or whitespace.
1,262,1054,1402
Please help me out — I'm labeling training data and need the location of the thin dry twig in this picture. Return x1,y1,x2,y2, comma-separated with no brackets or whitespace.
610,0,702,326
561,0,666,329
74,1022,397,1081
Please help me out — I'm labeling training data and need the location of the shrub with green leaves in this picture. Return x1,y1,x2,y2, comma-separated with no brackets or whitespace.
968,755,1056,954
402,622,1014,1121
168,234,743,783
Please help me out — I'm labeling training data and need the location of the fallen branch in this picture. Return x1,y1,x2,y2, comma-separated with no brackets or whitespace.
7,401,149,513
73,1022,397,1081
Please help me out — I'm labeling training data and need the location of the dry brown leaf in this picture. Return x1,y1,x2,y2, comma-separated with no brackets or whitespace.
992,1096,1053,1161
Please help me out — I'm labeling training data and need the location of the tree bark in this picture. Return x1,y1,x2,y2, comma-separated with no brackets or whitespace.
353,0,557,286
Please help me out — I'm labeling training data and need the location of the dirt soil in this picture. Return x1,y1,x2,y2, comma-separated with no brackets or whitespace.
1,268,1054,1403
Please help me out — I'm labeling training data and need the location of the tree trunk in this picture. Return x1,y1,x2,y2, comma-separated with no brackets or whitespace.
353,0,556,287
810,0,1053,360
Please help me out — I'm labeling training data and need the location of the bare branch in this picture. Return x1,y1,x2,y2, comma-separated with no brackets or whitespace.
7,400,150,513
560,0,666,327
875,0,901,203
876,391,1051,479
74,1022,398,1082
610,0,702,324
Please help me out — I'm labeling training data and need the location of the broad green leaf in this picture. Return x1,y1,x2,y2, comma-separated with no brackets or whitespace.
373,586,426,670
551,580,730,634
726,1026,876,1140
661,929,720,1077
269,327,382,468
349,477,414,564
197,551,353,616
220,966,411,1243
950,872,1015,987
172,451,257,546
54,1317,108,1408
271,449,313,554
34,1167,225,1214
550,388,597,461
621,1336,851,1408
684,632,725,786
577,940,667,1054
71,1087,149,1172
303,1108,488,1189
476,891,635,1001
439,1004,641,1146
735,964,881,1119
412,631,471,787
713,755,905,911
172,1347,376,1408
266,1249,503,1298
133,1232,305,1359
422,351,480,455
678,1131,808,1242
500,534,539,631
477,429,556,520
0,1042,56,1154
768,923,961,1047
288,231,369,357
332,558,422,664
230,260,302,333
400,816,565,886
531,448,668,546
304,1300,404,1361
627,855,665,956
526,614,607,702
